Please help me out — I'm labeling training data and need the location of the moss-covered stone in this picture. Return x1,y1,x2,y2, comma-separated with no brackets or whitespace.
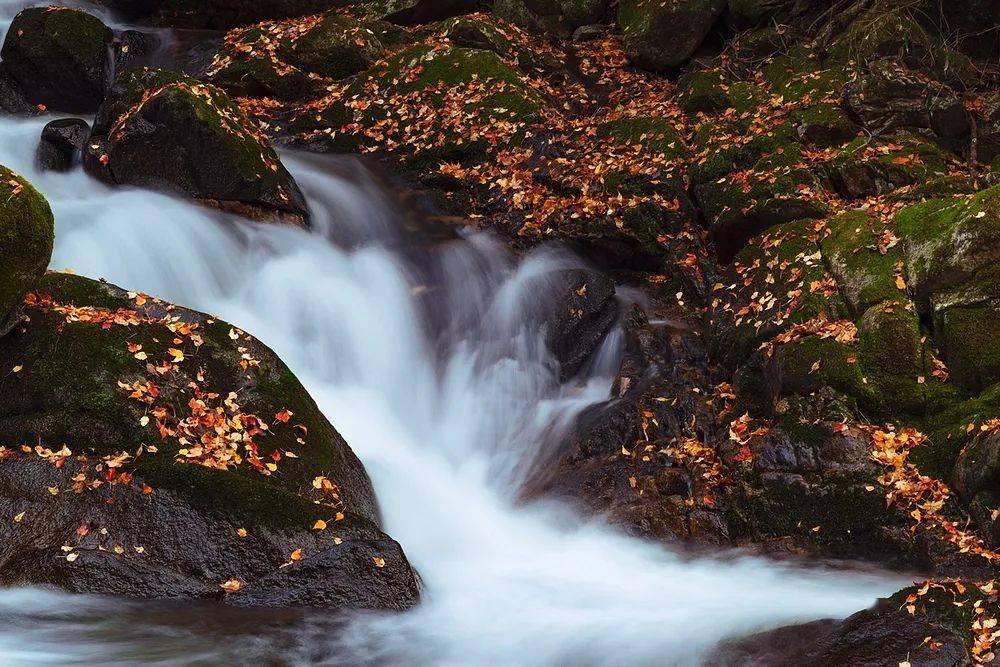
678,69,729,114
285,13,385,79
820,210,905,315
87,68,308,223
689,118,797,185
825,134,950,199
791,103,858,148
937,302,1000,394
295,45,546,166
0,168,54,337
0,6,113,113
696,143,829,259
897,185,1000,304
617,0,727,71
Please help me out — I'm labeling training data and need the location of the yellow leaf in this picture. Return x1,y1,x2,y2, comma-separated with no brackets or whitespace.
312,520,327,531
372,556,386,568
220,578,242,592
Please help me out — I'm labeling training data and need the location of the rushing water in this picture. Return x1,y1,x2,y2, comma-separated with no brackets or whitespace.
0,3,907,665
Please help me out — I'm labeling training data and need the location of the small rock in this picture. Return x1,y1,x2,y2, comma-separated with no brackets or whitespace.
36,118,91,173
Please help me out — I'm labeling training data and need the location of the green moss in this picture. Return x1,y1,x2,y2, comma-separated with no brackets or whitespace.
820,210,904,315
689,119,797,184
285,13,384,79
791,103,858,148
697,144,829,256
898,185,1000,301
937,303,1000,394
919,383,1000,479
678,69,729,114
44,7,113,62
595,117,685,160
0,168,54,335
826,134,950,199
726,81,767,114
856,303,927,416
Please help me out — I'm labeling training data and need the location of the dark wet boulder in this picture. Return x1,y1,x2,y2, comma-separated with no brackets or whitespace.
113,29,160,73
844,58,970,142
35,118,91,173
0,70,40,115
545,269,618,380
0,7,114,114
713,600,968,666
0,168,54,338
618,0,727,71
85,68,308,225
0,271,419,609
494,0,610,36
208,12,384,100
374,0,486,26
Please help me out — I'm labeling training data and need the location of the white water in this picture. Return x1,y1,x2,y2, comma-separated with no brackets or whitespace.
0,4,906,665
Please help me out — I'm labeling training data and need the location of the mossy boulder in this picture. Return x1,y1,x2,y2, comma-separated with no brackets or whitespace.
494,0,610,36
284,13,385,79
711,218,849,373
0,169,54,337
293,45,546,166
0,7,113,113
792,104,858,148
0,272,419,608
617,0,727,72
825,134,950,199
689,118,797,185
695,143,829,260
209,14,384,100
844,58,970,141
820,210,904,315
677,69,729,115
85,68,308,224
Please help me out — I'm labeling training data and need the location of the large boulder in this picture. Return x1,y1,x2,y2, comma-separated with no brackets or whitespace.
494,0,610,36
713,600,968,666
0,168,54,338
0,271,419,609
207,12,385,100
0,7,114,114
617,0,727,71
84,68,308,224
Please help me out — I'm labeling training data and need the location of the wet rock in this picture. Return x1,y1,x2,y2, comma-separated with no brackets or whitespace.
377,0,485,26
495,0,610,37
0,7,114,114
114,29,160,72
0,70,40,115
825,134,949,200
545,268,618,380
35,118,90,173
844,58,970,142
712,601,968,666
0,168,53,337
85,68,308,225
0,271,419,609
618,0,727,71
